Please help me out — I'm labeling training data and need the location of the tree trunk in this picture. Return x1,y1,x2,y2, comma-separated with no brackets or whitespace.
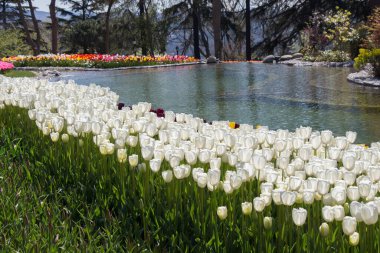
105,2,113,54
50,0,58,54
212,0,222,59
192,0,200,59
17,0,37,55
139,0,147,55
2,0,6,28
245,0,251,61
27,0,41,54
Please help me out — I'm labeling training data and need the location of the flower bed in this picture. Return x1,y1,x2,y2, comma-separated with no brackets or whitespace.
1,76,380,251
2,54,198,68
0,61,14,73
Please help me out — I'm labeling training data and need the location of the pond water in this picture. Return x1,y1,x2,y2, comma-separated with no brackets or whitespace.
60,63,380,144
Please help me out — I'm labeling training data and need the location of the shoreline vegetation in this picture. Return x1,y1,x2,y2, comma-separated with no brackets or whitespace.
2,54,198,69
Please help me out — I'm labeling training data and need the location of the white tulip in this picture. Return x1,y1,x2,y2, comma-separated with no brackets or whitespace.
342,216,357,235
117,149,128,163
322,206,334,222
281,191,296,206
129,154,139,167
241,202,253,215
321,130,333,145
253,197,265,212
333,205,345,221
292,208,307,226
149,159,161,173
346,131,357,144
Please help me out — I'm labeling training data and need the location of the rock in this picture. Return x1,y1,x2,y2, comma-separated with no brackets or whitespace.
206,56,217,64
279,55,293,61
263,55,275,63
292,53,303,59
347,70,380,87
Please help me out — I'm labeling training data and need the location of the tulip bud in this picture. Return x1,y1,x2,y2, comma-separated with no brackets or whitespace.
263,217,273,230
319,222,329,237
217,206,228,220
349,232,359,246
61,133,69,143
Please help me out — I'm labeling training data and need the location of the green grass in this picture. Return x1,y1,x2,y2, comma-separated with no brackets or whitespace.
2,70,36,78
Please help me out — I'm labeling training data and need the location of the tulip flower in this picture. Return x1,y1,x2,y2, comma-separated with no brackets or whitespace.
253,197,265,212
292,207,307,226
321,130,333,145
241,202,253,215
346,131,357,144
361,203,378,225
162,170,173,183
129,154,139,167
149,159,161,172
281,191,297,206
50,132,59,142
322,206,334,222
117,149,128,163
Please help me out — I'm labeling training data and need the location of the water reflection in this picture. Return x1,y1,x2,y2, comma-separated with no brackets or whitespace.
60,63,380,144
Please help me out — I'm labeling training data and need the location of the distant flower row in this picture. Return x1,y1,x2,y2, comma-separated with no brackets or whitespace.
2,54,198,68
0,61,14,72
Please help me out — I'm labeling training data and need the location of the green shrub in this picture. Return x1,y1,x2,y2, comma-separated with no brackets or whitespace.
304,50,351,62
0,29,32,57
354,48,380,77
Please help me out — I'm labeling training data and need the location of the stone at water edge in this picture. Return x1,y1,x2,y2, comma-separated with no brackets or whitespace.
263,55,275,63
279,55,294,61
206,56,218,64
292,53,303,59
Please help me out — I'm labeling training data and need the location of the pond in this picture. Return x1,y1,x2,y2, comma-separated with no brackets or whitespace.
60,63,380,144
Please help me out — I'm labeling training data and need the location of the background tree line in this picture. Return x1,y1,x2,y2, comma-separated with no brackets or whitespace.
0,0,378,59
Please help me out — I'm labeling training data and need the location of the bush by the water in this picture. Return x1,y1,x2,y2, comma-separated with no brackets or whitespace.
354,48,380,77
303,50,351,62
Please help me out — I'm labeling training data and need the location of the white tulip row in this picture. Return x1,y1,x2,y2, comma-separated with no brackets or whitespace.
1,75,380,241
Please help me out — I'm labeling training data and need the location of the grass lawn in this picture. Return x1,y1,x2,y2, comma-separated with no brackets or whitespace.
2,70,36,78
